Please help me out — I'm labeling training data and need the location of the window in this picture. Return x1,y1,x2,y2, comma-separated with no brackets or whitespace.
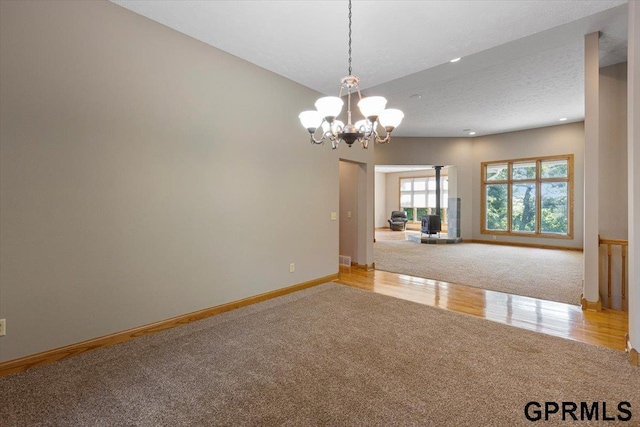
400,176,448,226
481,156,572,238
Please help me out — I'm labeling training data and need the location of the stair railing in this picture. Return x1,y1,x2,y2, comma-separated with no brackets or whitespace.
599,237,628,310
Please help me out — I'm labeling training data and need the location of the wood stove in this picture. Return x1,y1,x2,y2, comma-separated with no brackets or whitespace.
421,215,441,237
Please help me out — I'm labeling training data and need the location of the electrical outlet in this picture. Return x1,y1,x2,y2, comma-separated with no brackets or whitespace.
0,319,6,336
289,263,295,273
492,235,497,240
348,211,352,218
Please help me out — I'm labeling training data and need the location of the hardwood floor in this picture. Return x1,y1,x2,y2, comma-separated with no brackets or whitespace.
335,266,629,351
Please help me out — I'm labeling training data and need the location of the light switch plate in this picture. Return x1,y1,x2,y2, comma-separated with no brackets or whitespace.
331,212,337,221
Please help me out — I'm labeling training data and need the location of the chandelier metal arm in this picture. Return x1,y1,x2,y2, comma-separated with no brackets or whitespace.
309,132,325,145
358,123,375,138
353,84,363,101
356,133,370,149
307,123,335,145
375,128,392,144
376,135,391,144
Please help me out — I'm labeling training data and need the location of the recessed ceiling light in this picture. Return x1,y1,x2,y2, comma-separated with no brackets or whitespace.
469,131,477,135
450,57,462,63
559,117,568,121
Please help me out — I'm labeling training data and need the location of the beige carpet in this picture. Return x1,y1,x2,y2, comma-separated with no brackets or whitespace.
1,283,637,426
375,240,583,305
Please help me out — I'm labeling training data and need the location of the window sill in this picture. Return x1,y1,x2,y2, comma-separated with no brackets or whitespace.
481,230,573,239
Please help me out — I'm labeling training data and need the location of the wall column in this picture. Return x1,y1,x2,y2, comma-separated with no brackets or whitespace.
357,162,374,269
582,31,601,310
627,0,640,366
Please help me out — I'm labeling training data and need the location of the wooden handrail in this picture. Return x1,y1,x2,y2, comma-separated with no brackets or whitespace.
599,238,629,246
598,237,628,310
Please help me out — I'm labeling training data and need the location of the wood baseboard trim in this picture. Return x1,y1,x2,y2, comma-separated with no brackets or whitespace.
466,239,583,252
580,294,602,312
627,334,640,367
0,273,338,378
351,262,375,271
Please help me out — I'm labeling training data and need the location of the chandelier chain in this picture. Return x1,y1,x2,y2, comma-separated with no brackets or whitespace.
298,0,403,149
348,0,352,76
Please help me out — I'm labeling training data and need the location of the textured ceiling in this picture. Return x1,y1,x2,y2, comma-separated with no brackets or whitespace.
111,0,628,137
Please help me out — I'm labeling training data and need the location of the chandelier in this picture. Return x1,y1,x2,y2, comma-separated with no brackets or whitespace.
298,0,404,149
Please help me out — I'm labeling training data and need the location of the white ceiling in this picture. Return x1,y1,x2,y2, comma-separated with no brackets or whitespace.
111,0,628,137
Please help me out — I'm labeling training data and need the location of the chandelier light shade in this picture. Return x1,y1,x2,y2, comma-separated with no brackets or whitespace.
379,108,405,129
298,110,322,131
298,0,404,149
315,97,344,120
358,96,387,121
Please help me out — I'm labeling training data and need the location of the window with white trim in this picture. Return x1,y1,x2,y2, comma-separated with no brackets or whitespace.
399,176,448,224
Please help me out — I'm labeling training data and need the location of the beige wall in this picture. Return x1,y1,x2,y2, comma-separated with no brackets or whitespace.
1,0,631,363
0,1,342,362
339,161,358,260
627,0,640,354
338,142,376,267
599,62,628,308
377,124,584,248
375,138,474,238
376,121,586,247
374,171,387,228
599,62,628,239
583,32,601,302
